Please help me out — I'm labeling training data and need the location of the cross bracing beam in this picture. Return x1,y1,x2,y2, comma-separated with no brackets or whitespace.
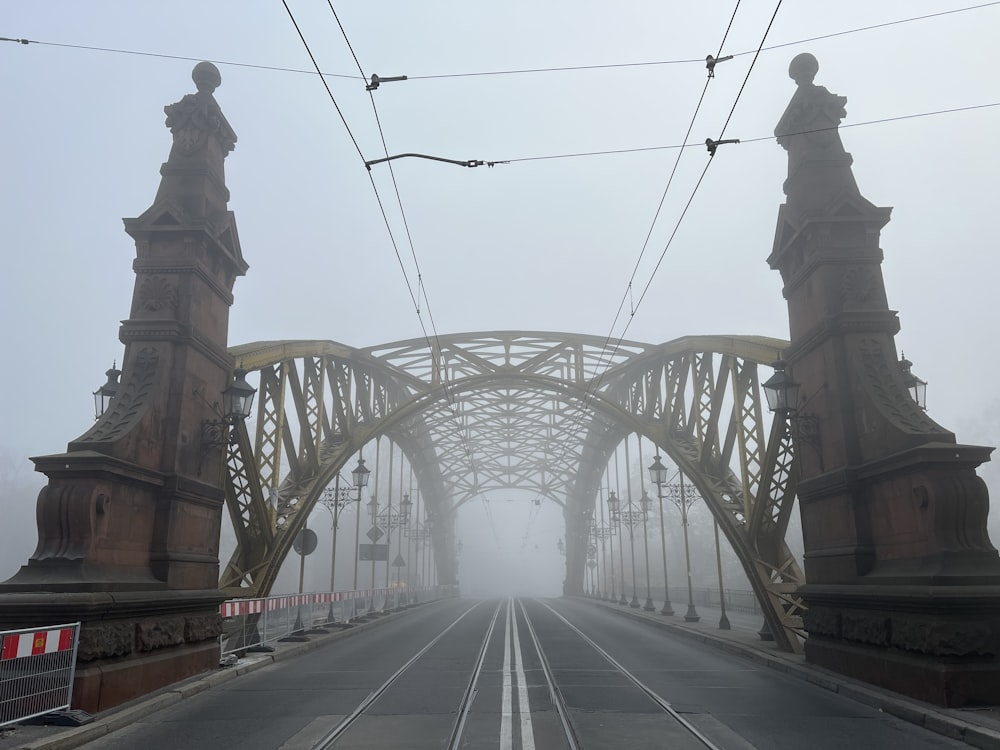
222,333,805,651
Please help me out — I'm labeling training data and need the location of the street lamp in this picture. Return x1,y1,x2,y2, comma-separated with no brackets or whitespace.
616,492,648,609
377,492,412,610
899,353,928,410
200,367,258,449
591,510,616,601
92,362,121,419
638,489,656,612
762,361,821,468
349,457,370,617
647,455,675,616
667,475,700,623
607,490,628,605
318,474,357,623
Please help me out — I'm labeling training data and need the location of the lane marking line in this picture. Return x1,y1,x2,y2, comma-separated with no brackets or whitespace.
511,597,536,750
501,598,514,749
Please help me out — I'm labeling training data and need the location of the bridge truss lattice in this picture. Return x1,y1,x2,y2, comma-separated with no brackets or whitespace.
219,332,806,651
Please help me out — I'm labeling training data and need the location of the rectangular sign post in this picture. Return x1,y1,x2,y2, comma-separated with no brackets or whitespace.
358,544,389,561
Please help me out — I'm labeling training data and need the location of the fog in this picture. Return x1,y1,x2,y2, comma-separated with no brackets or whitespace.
3,2,1000,596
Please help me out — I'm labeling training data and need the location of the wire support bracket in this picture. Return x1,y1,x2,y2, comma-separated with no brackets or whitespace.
365,152,507,170
366,73,408,91
705,54,734,78
705,137,740,156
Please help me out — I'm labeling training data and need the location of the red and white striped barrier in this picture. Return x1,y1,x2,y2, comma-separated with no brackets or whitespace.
0,623,81,728
218,586,450,656
1,627,75,661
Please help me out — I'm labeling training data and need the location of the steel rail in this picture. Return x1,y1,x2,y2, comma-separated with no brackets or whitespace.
534,599,724,750
446,599,505,749
312,601,484,748
516,598,581,750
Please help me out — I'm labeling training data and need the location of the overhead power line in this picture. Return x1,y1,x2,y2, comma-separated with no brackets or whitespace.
4,2,998,82
497,101,1000,165
320,1,484,494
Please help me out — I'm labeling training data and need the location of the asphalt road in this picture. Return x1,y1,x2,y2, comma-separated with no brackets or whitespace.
72,597,967,749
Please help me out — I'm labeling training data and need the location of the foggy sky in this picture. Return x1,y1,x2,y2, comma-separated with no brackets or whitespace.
3,1,999,595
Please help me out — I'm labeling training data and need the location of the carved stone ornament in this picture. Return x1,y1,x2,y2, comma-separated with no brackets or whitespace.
138,276,178,313
857,339,940,434
163,62,236,156
774,53,848,152
841,266,878,306
79,347,160,443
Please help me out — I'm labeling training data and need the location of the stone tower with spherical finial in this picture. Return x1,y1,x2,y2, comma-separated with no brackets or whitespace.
0,62,249,712
769,54,1000,707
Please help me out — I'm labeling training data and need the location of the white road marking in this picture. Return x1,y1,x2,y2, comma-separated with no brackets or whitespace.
511,598,536,750
501,599,513,749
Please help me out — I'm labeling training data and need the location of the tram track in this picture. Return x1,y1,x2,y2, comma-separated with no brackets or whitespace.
309,596,725,749
523,598,724,750
311,599,493,749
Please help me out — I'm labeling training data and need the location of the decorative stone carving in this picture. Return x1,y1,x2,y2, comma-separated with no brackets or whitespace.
136,616,185,652
184,613,223,643
77,622,133,662
857,338,940,434
79,347,159,443
802,606,841,638
775,53,848,156
893,618,994,657
841,612,890,646
138,276,178,313
841,266,878,306
163,62,236,157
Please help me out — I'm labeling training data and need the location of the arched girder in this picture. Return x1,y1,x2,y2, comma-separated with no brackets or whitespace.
221,333,805,654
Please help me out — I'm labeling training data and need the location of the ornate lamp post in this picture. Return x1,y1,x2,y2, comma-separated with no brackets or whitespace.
586,542,598,596
591,516,615,600
667,474,700,623
617,493,648,609
638,490,656,611
607,490,628,605
647,455,675,616
378,493,412,609
349,457,370,617
318,473,357,622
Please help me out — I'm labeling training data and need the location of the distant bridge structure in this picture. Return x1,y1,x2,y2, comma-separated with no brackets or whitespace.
221,331,805,652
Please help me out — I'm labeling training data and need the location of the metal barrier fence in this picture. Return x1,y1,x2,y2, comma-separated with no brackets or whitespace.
220,585,445,656
0,622,80,728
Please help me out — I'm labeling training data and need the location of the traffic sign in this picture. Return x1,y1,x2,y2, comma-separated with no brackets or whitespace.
367,526,384,543
392,554,406,568
293,528,318,556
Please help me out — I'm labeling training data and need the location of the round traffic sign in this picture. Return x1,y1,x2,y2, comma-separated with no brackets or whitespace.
293,528,318,556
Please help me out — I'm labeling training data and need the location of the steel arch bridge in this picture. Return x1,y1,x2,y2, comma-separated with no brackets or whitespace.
220,331,806,651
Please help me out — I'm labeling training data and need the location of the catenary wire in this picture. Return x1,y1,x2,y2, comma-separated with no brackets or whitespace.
280,0,423,321
555,0,781,481
5,2,996,80
322,1,486,517
588,0,743,415
534,1,748,510
495,103,1000,163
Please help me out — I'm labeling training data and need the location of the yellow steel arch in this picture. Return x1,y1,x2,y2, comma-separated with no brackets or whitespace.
221,332,804,651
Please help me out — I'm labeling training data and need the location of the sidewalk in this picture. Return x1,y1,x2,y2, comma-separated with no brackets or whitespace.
579,595,1000,750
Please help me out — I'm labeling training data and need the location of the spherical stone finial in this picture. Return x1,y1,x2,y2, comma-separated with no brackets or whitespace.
788,53,819,86
192,61,222,93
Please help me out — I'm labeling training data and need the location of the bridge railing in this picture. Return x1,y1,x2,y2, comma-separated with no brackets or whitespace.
596,585,764,617
219,585,449,656
0,622,81,728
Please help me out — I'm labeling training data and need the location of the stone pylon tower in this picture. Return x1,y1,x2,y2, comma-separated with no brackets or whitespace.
769,53,1000,706
0,62,248,711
